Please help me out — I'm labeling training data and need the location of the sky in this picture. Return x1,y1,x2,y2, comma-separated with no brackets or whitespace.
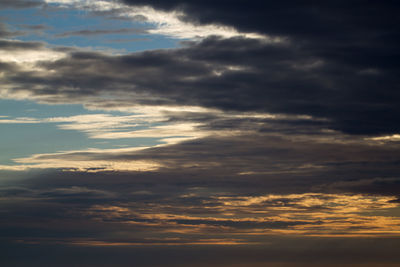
1,1,400,266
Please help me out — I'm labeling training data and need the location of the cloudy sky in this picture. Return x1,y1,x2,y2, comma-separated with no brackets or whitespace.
1,1,400,266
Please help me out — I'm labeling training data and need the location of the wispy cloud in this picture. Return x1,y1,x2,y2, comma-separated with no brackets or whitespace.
0,23,25,38
367,134,400,142
44,0,271,40
55,27,147,37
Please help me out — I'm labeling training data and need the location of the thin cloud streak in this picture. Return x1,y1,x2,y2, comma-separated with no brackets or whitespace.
55,27,147,37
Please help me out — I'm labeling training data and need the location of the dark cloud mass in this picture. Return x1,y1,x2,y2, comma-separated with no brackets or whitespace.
1,1,400,266
121,1,400,40
116,0,400,134
3,35,400,134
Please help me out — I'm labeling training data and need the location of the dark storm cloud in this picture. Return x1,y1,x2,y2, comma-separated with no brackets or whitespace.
118,0,400,135
120,1,400,43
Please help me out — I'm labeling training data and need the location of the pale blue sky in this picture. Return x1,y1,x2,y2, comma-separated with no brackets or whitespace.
0,99,164,165
0,2,185,166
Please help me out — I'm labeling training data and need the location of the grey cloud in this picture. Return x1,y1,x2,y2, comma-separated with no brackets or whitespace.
0,186,34,197
0,39,45,50
0,0,42,9
0,185,115,204
0,23,24,38
0,61,18,73
38,186,115,199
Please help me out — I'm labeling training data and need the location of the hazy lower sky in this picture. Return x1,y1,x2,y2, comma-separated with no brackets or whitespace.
1,1,400,266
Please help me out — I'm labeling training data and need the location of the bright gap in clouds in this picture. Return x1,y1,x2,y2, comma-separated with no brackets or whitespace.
0,99,169,167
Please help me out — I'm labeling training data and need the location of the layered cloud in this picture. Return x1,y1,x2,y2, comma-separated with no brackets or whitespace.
1,173,399,250
1,1,400,266
0,36,398,135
